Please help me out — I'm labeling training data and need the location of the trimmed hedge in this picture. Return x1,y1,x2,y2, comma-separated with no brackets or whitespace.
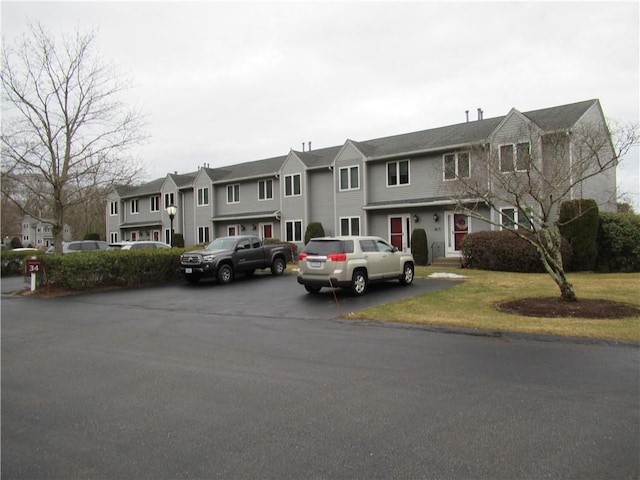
38,249,185,290
461,230,572,273
596,213,640,272
1,250,45,276
304,222,325,244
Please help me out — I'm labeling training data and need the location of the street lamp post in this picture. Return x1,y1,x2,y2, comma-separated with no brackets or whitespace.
166,205,177,247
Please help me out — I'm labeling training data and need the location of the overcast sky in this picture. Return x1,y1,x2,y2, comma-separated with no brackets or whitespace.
2,1,639,208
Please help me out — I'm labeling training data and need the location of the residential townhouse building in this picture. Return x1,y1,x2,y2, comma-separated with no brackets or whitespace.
106,99,616,258
21,215,71,249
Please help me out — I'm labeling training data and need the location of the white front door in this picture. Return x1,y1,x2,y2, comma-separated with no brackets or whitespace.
445,212,470,256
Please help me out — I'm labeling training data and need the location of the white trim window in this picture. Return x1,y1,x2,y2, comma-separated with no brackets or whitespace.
339,165,359,191
164,192,175,209
130,199,139,214
258,179,273,201
443,152,470,180
109,232,119,243
500,142,531,172
387,160,410,186
150,196,160,212
109,201,119,216
340,216,360,235
197,226,210,244
500,207,532,230
285,220,302,242
227,184,240,204
197,187,209,206
284,174,301,197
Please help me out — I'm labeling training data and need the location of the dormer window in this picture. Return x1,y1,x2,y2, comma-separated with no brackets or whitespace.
500,142,531,172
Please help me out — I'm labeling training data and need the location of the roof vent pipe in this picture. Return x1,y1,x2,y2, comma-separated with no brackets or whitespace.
465,110,469,123
308,141,312,151
477,108,483,120
302,142,305,152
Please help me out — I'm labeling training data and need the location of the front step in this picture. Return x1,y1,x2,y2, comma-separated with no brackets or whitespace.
430,256,463,269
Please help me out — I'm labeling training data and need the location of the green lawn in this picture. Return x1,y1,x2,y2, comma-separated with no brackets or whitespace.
344,267,640,342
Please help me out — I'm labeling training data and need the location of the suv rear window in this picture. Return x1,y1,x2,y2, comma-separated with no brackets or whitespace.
303,240,354,255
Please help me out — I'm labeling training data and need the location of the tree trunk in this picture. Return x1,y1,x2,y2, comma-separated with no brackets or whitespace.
538,227,577,302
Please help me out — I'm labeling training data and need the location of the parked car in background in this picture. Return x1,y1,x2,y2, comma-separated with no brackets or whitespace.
56,240,109,253
108,241,171,250
297,236,415,296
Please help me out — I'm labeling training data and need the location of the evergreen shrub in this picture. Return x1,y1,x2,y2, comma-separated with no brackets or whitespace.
461,230,571,273
558,199,599,271
304,222,325,244
410,228,429,265
84,233,101,241
596,212,640,272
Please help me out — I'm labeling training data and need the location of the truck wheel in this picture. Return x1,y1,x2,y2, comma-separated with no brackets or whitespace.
399,263,414,286
217,264,234,284
304,285,321,294
185,275,200,284
271,257,286,276
351,270,368,296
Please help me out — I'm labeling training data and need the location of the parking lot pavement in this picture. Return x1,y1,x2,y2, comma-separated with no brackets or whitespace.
36,273,460,320
2,272,639,480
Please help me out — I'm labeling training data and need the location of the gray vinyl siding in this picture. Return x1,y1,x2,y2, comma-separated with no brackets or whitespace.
193,172,213,244
366,154,442,203
180,189,195,244
334,145,366,234
308,169,335,235
572,104,617,211
279,155,306,242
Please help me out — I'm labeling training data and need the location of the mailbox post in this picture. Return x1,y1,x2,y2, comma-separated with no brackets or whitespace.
25,257,43,292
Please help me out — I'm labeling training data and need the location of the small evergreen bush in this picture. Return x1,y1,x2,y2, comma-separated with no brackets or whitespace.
410,228,429,265
172,233,185,248
558,199,599,271
304,222,325,244
84,233,101,241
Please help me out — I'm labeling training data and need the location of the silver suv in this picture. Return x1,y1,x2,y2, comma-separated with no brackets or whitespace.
297,236,415,296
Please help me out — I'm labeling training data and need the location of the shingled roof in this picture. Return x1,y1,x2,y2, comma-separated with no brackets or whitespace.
115,99,599,197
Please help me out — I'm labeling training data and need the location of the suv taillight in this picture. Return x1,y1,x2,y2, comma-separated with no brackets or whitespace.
327,253,347,262
298,253,308,261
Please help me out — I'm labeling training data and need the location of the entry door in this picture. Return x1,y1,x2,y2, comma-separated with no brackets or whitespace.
445,212,469,256
389,215,411,251
260,223,273,240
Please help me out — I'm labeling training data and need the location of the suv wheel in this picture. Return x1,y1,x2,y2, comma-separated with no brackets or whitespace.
400,263,414,286
271,257,286,276
217,264,234,284
351,270,368,296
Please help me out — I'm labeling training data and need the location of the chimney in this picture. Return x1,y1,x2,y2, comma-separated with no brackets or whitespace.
465,110,469,123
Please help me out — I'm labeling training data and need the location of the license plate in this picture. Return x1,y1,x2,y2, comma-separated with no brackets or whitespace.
185,268,193,274
310,261,321,268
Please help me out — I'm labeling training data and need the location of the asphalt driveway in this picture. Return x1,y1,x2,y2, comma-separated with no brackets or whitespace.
2,274,639,479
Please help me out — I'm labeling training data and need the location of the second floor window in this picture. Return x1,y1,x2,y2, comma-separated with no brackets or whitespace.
500,207,532,230
258,179,273,200
131,199,139,214
227,184,240,204
150,196,160,212
110,201,118,216
443,152,470,180
387,160,409,186
500,142,531,172
339,166,359,191
164,192,175,209
284,174,301,197
197,187,209,206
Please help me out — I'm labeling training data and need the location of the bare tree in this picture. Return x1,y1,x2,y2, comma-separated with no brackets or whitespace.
446,119,638,301
1,22,146,253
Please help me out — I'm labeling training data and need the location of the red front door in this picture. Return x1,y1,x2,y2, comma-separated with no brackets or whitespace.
390,217,403,250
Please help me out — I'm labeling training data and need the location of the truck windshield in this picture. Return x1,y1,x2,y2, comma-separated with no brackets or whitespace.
204,238,237,251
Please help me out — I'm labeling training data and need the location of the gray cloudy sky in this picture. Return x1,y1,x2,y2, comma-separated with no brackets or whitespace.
2,1,639,207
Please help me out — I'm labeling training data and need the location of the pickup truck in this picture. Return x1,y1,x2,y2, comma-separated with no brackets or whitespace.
180,236,288,284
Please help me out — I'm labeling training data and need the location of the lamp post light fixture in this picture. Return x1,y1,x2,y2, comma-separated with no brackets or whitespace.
433,213,439,222
166,205,177,247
